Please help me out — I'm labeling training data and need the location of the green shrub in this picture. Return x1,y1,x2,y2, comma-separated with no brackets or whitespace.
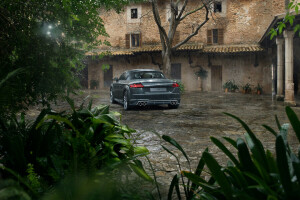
223,80,239,92
0,97,151,198
90,79,99,89
241,83,252,93
159,107,300,200
177,80,185,94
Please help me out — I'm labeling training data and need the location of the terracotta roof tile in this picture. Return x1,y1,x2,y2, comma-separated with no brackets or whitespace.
86,44,263,56
203,44,264,53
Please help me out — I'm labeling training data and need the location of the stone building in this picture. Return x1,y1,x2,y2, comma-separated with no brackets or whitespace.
87,0,299,104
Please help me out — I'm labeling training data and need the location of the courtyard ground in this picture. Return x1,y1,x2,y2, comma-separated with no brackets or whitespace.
27,89,300,194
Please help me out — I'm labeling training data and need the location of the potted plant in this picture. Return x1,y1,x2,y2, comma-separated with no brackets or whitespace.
195,68,208,91
90,79,99,89
241,83,252,94
254,83,263,95
223,80,239,93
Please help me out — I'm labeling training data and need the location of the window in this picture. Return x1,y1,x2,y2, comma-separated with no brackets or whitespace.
125,33,142,48
214,2,222,13
207,29,224,45
131,34,140,47
131,8,138,19
131,72,165,79
119,73,127,80
127,5,141,22
213,29,218,44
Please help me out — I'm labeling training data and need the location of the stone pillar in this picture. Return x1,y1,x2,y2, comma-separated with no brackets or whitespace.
276,38,284,100
283,30,296,106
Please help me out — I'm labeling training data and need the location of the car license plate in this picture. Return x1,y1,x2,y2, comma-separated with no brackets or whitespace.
150,88,166,92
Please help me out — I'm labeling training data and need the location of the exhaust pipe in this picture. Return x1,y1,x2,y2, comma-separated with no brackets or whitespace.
137,101,148,106
171,101,177,105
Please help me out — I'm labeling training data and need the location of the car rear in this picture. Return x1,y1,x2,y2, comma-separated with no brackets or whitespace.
128,79,181,107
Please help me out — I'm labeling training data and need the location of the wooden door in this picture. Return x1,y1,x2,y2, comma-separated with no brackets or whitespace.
211,65,222,91
104,65,113,88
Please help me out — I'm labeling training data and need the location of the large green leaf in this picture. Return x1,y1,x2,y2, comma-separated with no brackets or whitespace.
225,167,247,189
236,138,256,173
188,148,208,198
276,135,292,196
36,115,79,134
223,137,238,149
244,172,277,197
285,106,300,143
162,135,190,165
129,163,153,182
183,171,217,193
225,113,268,171
203,151,232,199
262,125,277,137
211,137,240,167
168,174,181,200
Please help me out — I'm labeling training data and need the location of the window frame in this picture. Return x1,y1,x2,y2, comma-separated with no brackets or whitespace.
131,8,138,19
214,2,222,13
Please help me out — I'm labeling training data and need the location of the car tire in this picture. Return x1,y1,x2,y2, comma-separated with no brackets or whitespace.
110,89,116,104
168,104,179,109
123,90,131,110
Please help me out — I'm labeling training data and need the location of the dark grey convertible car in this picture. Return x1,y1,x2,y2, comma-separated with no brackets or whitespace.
110,69,181,110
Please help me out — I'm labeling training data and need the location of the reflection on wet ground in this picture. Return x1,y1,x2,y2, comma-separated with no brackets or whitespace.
27,89,300,190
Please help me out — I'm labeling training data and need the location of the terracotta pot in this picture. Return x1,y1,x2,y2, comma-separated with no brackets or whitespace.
225,88,228,93
257,90,261,95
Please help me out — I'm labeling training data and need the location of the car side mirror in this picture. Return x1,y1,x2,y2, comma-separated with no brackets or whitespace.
113,77,119,82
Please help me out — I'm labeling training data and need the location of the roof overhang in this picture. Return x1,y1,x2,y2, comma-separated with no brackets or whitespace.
203,44,264,54
86,43,264,57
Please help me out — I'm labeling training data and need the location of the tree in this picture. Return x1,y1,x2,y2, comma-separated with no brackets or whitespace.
150,0,212,78
269,0,300,39
0,0,136,113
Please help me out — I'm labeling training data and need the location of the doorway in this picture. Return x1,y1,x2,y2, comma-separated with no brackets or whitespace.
211,65,222,91
104,65,113,88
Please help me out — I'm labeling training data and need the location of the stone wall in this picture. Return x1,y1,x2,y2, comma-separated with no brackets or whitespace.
88,51,272,93
98,0,287,47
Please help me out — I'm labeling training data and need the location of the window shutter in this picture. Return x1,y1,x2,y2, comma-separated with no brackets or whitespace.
207,30,212,45
125,34,130,48
139,33,142,47
218,29,224,45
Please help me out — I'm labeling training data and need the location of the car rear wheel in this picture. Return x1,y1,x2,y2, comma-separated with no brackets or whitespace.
123,91,131,110
110,89,116,104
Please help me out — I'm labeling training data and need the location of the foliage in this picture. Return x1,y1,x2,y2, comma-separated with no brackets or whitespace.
255,83,263,93
195,68,208,79
0,98,150,198
90,79,99,89
0,0,138,113
269,0,300,39
241,83,252,93
223,80,239,92
176,80,185,94
158,107,300,200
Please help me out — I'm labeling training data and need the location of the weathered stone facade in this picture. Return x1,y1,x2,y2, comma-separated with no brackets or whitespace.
88,0,294,94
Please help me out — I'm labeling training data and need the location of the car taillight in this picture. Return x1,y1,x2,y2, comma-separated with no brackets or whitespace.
172,83,179,87
130,83,144,88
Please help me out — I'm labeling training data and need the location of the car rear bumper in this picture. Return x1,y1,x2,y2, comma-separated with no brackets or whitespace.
128,92,180,106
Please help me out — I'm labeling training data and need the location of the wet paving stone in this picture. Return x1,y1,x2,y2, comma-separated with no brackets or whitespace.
28,89,300,192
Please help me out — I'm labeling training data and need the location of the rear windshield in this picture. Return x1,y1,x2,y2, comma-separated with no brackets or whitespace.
131,72,165,79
